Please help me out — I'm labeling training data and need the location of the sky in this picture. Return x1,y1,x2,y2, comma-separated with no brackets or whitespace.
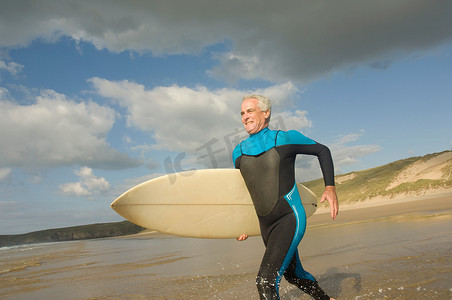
0,1,451,234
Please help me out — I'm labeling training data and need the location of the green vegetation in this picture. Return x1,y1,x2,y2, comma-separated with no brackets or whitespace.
303,150,452,207
0,221,144,247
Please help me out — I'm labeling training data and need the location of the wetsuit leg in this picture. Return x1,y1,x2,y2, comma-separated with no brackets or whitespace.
255,186,331,300
284,252,331,300
255,192,306,299
256,210,295,299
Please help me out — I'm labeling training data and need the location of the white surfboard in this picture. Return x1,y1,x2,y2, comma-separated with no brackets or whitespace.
111,169,318,239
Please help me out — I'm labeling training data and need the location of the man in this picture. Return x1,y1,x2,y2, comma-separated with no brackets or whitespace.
232,95,338,300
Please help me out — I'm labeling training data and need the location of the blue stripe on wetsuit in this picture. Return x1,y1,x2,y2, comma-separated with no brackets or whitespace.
279,183,315,285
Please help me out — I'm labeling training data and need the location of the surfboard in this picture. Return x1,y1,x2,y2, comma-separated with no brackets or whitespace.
111,169,318,239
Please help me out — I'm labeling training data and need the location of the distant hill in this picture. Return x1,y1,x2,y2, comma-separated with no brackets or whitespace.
3,151,451,247
303,150,452,206
0,221,144,247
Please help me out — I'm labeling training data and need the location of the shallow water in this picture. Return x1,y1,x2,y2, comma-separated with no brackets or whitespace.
0,198,451,299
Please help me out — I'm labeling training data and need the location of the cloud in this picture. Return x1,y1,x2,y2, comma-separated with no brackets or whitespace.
295,131,381,182
210,2,452,83
89,77,305,166
0,88,141,169
59,166,110,197
0,168,12,182
277,110,312,132
1,1,451,83
0,59,24,76
329,133,381,171
332,145,382,168
0,200,19,213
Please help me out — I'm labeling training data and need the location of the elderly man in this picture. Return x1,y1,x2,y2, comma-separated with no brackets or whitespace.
232,95,338,300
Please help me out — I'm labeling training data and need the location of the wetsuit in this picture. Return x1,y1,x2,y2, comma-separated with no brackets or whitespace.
232,127,334,300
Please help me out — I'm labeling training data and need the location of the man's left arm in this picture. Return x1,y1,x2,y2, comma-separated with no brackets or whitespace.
281,130,339,220
315,143,339,220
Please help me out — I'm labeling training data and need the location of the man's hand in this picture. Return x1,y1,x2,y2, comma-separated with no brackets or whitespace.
236,234,248,241
320,185,339,220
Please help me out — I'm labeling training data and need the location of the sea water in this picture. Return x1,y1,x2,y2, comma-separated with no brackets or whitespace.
0,198,451,299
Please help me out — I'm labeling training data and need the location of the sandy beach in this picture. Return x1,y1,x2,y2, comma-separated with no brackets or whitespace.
1,193,451,299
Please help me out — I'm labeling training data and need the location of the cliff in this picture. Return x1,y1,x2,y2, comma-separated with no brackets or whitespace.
0,221,144,247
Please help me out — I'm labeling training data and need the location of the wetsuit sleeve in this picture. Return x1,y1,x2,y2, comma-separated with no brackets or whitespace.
301,143,335,187
277,130,335,187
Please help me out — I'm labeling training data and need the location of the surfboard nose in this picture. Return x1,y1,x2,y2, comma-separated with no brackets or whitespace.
110,197,120,209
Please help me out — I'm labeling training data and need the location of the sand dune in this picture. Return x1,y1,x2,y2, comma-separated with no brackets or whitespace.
387,151,452,190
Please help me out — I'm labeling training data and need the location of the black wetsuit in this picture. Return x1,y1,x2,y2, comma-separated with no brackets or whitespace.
232,127,334,300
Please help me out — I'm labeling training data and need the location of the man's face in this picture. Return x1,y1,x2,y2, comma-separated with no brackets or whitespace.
241,98,270,134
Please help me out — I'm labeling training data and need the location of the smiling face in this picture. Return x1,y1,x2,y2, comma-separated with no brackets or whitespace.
241,98,270,134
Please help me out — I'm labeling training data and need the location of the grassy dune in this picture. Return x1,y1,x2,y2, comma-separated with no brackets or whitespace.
303,150,452,205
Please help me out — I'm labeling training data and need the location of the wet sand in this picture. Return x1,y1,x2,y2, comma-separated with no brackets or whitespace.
1,194,451,299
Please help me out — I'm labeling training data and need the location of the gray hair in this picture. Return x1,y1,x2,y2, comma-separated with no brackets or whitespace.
242,95,272,117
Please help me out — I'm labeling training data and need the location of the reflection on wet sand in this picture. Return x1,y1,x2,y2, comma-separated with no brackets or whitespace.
0,195,451,299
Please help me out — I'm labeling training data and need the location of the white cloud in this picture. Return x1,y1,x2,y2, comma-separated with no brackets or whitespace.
331,131,381,174
295,131,381,182
89,78,305,166
0,88,141,169
1,1,451,83
0,60,24,76
59,166,110,197
332,145,382,168
332,133,364,145
0,168,12,182
59,181,89,197
330,132,381,169
278,110,312,132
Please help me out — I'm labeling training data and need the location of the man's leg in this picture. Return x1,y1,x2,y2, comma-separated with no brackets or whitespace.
284,252,331,300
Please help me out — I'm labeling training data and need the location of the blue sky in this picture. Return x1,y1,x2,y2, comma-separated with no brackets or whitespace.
0,1,451,234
